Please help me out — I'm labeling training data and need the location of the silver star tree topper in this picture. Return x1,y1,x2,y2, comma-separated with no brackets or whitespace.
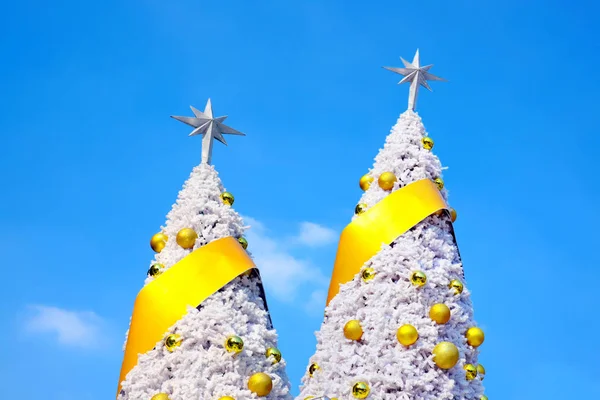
171,99,245,165
383,49,446,111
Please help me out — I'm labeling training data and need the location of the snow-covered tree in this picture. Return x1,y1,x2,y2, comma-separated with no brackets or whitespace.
297,51,488,400
117,100,292,400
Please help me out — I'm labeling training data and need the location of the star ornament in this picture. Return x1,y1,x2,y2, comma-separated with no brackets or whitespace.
171,99,245,164
383,49,446,111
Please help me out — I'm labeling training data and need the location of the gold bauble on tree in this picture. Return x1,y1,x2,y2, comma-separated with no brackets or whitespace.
265,347,282,363
359,174,374,191
225,335,244,353
396,324,419,346
434,177,444,190
450,208,457,222
477,364,486,380
237,237,248,249
410,271,427,286
176,228,198,249
164,334,182,352
449,279,464,295
481,396,488,400
220,192,235,206
151,394,170,400
429,303,451,324
343,320,363,341
218,397,235,400
464,363,478,380
150,233,168,253
421,137,434,150
247,372,273,397
361,267,375,282
308,362,320,377
148,263,164,277
352,382,370,399
465,327,485,347
432,341,459,369
355,203,368,215
378,172,397,191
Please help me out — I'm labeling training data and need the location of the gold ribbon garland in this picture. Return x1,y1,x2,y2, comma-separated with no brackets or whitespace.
117,236,255,397
326,179,449,305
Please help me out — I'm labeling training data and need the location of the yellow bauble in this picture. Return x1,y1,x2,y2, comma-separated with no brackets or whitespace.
361,267,375,282
450,208,457,222
352,382,370,399
247,372,273,397
359,174,374,191
220,192,235,206
432,342,459,369
378,172,397,191
422,137,434,150
343,320,363,341
218,397,235,400
176,228,198,249
265,347,282,363
477,364,486,380
465,327,485,347
151,394,170,400
225,335,244,353
355,203,368,215
150,233,168,253
308,362,320,377
464,363,478,380
481,396,488,400
238,237,248,249
429,303,451,324
164,334,182,352
148,263,164,277
449,279,464,295
434,177,444,190
396,324,419,346
410,271,427,286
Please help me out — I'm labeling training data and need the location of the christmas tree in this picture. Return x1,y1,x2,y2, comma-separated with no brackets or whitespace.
297,51,487,400
117,99,292,400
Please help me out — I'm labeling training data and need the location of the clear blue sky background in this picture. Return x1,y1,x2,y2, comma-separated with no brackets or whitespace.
1,0,598,399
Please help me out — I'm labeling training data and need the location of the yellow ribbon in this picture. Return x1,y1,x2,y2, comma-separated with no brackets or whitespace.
326,179,449,305
117,236,255,397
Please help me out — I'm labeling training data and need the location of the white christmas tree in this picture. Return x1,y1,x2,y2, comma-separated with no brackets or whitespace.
297,51,488,400
117,100,293,400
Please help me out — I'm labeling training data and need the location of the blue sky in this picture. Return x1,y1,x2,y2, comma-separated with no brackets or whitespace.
1,0,598,398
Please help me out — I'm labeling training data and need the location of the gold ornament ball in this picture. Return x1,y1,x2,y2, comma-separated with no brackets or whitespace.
450,208,457,222
225,335,244,353
164,334,182,352
378,172,397,191
218,397,235,400
150,233,168,253
396,324,419,346
361,267,376,282
238,237,249,249
410,271,427,286
432,341,460,369
248,372,273,397
359,174,374,191
429,303,451,324
151,394,170,400
308,362,320,377
148,263,164,277
465,327,485,347
176,228,198,249
352,382,370,399
355,203,368,215
481,396,488,400
449,279,464,295
343,320,363,341
434,177,444,190
265,347,282,363
422,137,434,150
477,364,486,379
220,192,235,206
464,363,478,380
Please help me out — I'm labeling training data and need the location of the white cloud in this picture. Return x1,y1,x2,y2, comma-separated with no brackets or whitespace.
304,290,327,316
294,222,337,247
24,305,105,348
243,217,332,309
